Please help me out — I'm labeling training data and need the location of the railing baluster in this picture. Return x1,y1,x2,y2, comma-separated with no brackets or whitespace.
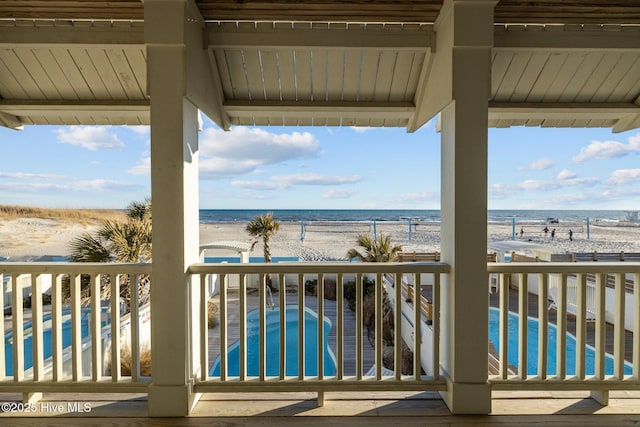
71,274,82,381
200,274,208,381
12,274,24,381
518,273,528,380
51,273,63,381
318,273,324,380
31,274,44,382
91,273,102,382
634,273,640,380
413,273,421,381
130,274,140,382
375,272,382,380
594,273,606,379
337,273,344,380
538,273,548,380
356,272,363,380
279,273,286,380
110,274,121,382
557,274,567,380
499,273,509,379
222,273,229,381
297,273,304,380
237,273,243,380
613,273,625,379
432,273,440,381
0,273,5,379
394,272,402,380
576,273,587,380
259,273,266,380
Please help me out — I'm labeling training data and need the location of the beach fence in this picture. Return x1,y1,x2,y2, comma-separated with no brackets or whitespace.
300,219,438,242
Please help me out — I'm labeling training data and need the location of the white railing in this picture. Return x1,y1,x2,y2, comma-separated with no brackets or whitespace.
0,263,151,395
487,262,640,395
189,262,449,398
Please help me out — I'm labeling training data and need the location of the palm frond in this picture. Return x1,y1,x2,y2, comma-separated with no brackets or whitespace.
67,233,112,262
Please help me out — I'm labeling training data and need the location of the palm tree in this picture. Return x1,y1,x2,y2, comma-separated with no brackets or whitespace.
246,212,280,263
346,233,402,262
246,212,280,291
67,198,152,306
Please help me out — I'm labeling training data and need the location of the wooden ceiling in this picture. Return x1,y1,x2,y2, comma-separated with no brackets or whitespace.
0,1,639,131
1,1,639,24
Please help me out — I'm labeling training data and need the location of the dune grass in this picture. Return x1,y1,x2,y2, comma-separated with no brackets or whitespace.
0,204,124,223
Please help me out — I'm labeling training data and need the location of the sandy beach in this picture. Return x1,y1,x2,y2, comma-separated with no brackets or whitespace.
2,216,640,262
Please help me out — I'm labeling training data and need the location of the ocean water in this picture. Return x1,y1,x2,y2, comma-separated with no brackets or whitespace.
200,209,631,224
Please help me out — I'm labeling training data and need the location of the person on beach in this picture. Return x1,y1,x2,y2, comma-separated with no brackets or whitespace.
543,226,549,237
551,228,556,240
568,229,573,241
520,227,524,238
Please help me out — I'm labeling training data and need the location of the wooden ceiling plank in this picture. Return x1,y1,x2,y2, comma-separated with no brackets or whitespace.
494,52,530,101
560,52,606,102
525,53,567,103
105,48,144,99
259,49,280,101
293,49,312,102
50,47,92,99
242,48,264,101
33,48,78,99
224,49,251,100
588,53,636,103
123,48,148,98
357,51,380,102
510,52,548,103
403,51,425,102
374,50,397,102
490,51,514,100
341,50,361,102
325,49,344,102
541,53,587,102
388,50,414,102
87,49,127,99
606,55,640,102
310,48,328,102
13,48,59,99
212,49,234,99
0,52,29,99
277,49,296,101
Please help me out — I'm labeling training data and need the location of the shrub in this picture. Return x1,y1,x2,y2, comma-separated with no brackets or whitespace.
208,300,219,329
343,276,376,311
304,279,317,296
106,345,152,377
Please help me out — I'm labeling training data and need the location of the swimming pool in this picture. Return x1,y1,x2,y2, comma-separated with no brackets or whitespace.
489,307,633,376
210,305,337,377
204,256,299,263
4,308,107,376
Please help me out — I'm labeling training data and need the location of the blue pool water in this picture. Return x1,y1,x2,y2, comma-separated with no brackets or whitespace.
489,308,633,376
210,305,337,377
204,256,299,263
4,308,106,376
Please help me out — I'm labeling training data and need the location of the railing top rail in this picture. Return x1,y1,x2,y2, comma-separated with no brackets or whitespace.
0,262,152,275
189,261,450,275
488,262,640,274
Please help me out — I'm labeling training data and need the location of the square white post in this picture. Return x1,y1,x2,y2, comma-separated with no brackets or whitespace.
436,0,496,414
145,0,202,417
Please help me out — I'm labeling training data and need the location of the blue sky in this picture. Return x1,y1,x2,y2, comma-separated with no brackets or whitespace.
0,116,639,210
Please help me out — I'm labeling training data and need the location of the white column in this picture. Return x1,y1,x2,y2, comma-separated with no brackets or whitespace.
437,0,496,414
145,0,201,416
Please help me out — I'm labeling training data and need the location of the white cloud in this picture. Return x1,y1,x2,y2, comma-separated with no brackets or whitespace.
199,127,319,179
607,168,640,185
557,169,577,180
127,156,151,176
350,126,374,133
323,189,358,199
519,157,554,171
232,173,362,191
55,126,125,151
395,192,438,203
573,133,640,163
0,171,65,180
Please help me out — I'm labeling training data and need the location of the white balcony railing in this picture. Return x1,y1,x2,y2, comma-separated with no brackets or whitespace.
487,262,640,395
0,263,151,395
189,262,448,398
